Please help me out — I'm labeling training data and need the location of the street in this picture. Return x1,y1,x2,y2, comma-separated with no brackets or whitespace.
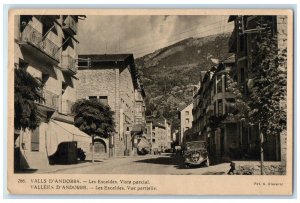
44,153,231,175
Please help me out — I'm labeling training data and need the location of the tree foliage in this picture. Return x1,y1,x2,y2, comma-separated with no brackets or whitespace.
247,18,287,138
224,73,250,120
72,99,115,138
14,67,44,133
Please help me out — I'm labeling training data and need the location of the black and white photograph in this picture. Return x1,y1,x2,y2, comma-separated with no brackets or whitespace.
7,9,293,195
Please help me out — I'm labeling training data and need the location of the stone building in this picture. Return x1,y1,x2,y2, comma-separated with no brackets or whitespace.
228,15,287,161
14,15,89,170
76,54,141,157
145,117,172,153
190,57,249,160
178,103,193,145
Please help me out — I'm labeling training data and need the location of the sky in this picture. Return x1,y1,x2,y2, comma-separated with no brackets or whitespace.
77,15,233,58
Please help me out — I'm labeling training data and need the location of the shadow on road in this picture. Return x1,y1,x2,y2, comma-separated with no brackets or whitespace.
202,171,226,175
134,153,181,163
134,154,181,166
134,153,206,170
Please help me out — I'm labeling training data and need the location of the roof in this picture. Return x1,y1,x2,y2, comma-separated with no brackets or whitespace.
79,54,134,62
178,102,193,112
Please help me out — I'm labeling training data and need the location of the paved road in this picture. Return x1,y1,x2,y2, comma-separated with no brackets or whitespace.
48,153,231,175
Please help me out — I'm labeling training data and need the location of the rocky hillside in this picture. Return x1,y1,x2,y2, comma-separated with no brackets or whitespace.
135,33,232,132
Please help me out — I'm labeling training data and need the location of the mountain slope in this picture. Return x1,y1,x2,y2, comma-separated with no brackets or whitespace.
135,33,232,132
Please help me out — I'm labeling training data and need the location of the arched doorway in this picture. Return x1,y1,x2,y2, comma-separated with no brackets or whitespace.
91,138,107,159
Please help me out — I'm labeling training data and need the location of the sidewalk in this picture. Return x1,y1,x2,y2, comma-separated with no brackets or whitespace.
36,155,139,173
36,159,109,174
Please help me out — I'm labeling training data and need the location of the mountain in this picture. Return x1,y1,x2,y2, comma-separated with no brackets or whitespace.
135,32,232,132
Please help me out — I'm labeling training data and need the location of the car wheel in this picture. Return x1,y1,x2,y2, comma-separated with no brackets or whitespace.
205,158,210,167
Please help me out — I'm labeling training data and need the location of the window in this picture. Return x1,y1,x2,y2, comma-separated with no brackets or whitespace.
240,68,245,83
185,118,189,124
42,22,52,36
239,34,245,51
185,111,189,116
218,99,223,116
89,96,97,100
99,96,108,106
40,74,49,86
78,59,89,67
31,127,40,151
216,75,222,93
152,139,156,143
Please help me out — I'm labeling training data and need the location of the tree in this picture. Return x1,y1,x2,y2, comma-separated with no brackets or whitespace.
14,67,44,142
72,99,115,163
247,17,287,174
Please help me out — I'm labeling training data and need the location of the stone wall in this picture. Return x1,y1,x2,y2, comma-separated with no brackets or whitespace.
77,65,136,157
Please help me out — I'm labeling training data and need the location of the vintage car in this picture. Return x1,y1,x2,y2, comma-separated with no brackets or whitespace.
183,141,209,168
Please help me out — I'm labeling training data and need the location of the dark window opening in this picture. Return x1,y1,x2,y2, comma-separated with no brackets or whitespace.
42,73,49,85
42,23,53,37
31,127,40,151
20,15,32,32
240,68,245,83
89,96,97,100
99,96,108,106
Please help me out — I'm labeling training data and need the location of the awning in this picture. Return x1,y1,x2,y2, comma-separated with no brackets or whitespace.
137,137,150,149
51,120,90,138
47,120,91,156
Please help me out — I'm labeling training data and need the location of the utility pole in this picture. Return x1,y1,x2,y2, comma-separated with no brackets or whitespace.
259,122,264,175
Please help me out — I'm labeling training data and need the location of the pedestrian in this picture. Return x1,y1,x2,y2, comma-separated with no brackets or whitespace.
227,161,236,175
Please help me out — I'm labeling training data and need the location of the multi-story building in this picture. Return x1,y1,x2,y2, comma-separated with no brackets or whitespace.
76,54,141,157
145,117,172,153
134,81,146,124
191,57,245,160
131,80,148,155
14,15,89,170
178,103,193,145
228,15,287,161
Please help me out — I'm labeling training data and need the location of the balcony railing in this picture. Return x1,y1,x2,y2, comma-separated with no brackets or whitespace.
20,24,60,61
38,90,59,110
62,16,77,34
61,55,77,74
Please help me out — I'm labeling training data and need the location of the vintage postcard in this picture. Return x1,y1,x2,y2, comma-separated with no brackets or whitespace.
7,8,293,195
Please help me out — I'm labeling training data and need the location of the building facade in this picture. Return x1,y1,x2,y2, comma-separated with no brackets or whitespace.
145,118,172,153
178,103,193,145
228,15,287,161
14,15,90,170
76,54,141,157
190,57,249,160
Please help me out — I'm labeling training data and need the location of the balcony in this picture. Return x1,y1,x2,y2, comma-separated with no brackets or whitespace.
20,24,60,63
62,16,77,35
61,55,77,74
37,90,59,111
